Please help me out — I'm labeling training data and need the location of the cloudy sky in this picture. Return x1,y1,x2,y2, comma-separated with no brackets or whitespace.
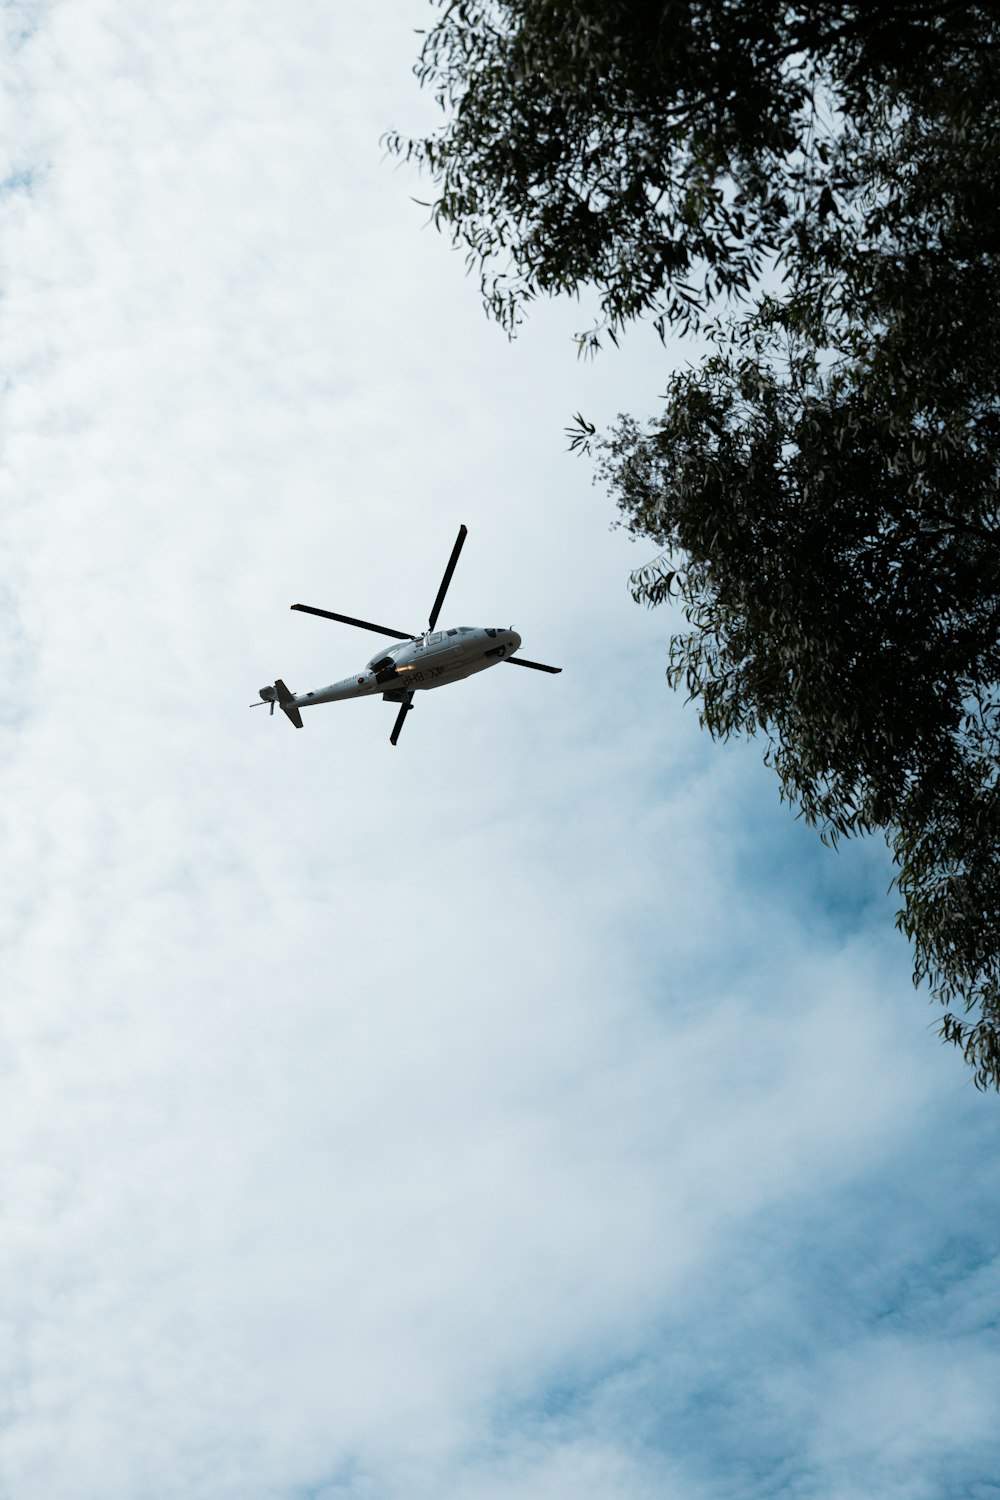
2,4,998,1498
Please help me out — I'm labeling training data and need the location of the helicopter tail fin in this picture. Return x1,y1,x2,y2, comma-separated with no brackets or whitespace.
273,679,303,729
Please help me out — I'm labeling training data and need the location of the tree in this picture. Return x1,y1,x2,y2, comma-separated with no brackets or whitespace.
391,2,1000,1085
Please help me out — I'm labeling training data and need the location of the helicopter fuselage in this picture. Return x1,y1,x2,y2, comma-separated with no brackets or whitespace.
291,626,521,711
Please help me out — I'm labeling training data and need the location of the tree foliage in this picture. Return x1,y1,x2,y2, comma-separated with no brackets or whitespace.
393,2,1000,1085
389,0,992,349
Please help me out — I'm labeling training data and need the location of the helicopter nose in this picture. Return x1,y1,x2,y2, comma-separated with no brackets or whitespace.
509,629,522,651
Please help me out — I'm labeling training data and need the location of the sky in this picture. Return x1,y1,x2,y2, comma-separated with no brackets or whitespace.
1,4,998,1499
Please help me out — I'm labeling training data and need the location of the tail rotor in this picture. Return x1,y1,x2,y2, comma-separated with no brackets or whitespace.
250,685,279,716
250,681,303,728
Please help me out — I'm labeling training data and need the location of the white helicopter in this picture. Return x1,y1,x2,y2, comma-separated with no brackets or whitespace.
252,525,561,745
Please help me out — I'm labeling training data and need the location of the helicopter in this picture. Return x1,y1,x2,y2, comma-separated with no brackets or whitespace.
252,524,561,745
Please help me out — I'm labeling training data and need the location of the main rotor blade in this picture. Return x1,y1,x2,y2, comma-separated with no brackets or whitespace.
389,692,415,747
504,656,562,674
427,524,468,632
290,605,413,640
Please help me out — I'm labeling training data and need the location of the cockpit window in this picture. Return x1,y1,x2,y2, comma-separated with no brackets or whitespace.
446,628,457,636
485,627,497,637
459,626,472,634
